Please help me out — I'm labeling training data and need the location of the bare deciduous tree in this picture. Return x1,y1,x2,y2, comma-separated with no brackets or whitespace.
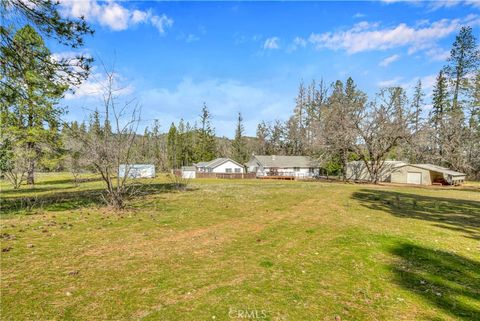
69,64,140,209
0,141,29,189
351,88,413,183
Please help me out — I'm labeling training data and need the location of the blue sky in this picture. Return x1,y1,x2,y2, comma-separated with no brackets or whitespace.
53,0,480,137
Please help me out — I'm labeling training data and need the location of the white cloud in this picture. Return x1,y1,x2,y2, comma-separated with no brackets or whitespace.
100,2,130,30
378,77,404,87
425,47,451,61
132,10,148,24
139,78,292,136
287,36,307,52
293,37,307,48
377,74,437,97
353,13,366,18
59,0,173,33
263,37,280,50
379,54,400,67
65,70,134,100
427,0,480,10
308,15,480,55
381,0,480,10
183,33,200,43
150,14,174,34
404,74,437,92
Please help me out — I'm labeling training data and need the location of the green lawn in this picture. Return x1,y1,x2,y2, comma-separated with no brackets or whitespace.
1,173,479,320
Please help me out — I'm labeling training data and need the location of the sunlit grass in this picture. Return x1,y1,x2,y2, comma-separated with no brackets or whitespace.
1,173,479,320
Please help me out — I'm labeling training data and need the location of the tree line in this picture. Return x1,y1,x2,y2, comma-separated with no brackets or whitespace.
1,1,479,208
254,26,479,181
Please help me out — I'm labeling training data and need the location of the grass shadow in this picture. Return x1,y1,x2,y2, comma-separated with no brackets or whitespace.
34,177,103,186
0,182,191,216
391,243,480,320
352,189,480,240
0,185,76,196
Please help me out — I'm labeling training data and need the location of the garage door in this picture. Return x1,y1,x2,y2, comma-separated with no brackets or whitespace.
407,172,422,185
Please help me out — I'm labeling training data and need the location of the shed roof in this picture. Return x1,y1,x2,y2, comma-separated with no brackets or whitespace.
410,164,466,177
181,166,196,171
252,155,320,168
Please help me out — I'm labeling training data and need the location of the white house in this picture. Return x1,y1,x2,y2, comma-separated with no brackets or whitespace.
195,158,245,174
246,155,321,178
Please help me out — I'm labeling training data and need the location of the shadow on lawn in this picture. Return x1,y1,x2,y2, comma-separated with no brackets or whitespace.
352,189,480,240
0,183,188,215
34,177,103,186
391,243,480,320
0,177,103,196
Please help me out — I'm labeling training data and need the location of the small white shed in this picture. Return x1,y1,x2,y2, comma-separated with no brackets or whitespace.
118,164,155,178
181,166,196,179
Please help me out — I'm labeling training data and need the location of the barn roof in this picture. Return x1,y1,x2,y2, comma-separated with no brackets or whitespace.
251,155,320,168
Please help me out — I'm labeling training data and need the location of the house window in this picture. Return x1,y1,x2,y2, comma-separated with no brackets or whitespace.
294,167,300,172
226,168,232,173
234,168,241,173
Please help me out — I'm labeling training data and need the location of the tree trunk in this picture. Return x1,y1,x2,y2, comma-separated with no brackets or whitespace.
26,142,35,185
341,150,348,181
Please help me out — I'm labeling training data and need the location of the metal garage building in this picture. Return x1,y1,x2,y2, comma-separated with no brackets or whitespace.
346,161,466,185
390,164,466,186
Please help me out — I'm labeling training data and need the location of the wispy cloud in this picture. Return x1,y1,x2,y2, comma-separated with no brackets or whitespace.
379,54,400,67
353,13,366,18
424,0,480,10
64,68,134,100
425,47,451,61
287,36,307,52
139,78,292,136
381,0,480,10
377,74,437,95
263,37,280,50
308,15,480,55
59,0,173,33
378,77,404,87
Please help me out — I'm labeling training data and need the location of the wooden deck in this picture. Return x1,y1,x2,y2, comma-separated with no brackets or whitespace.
258,176,295,180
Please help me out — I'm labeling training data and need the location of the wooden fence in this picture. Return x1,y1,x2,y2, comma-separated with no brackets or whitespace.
195,172,256,179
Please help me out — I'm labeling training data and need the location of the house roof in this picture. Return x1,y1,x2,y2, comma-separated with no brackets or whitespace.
409,164,466,177
195,158,244,169
251,155,320,168
195,161,209,168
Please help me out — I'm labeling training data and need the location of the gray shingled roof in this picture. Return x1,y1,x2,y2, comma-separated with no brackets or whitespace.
195,161,209,168
252,155,319,168
195,158,244,169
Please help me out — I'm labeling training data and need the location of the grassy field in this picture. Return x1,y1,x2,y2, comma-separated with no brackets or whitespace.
1,173,479,321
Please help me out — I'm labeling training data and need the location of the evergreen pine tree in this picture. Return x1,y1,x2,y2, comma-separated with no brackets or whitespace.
167,123,178,169
195,103,216,161
232,112,248,163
